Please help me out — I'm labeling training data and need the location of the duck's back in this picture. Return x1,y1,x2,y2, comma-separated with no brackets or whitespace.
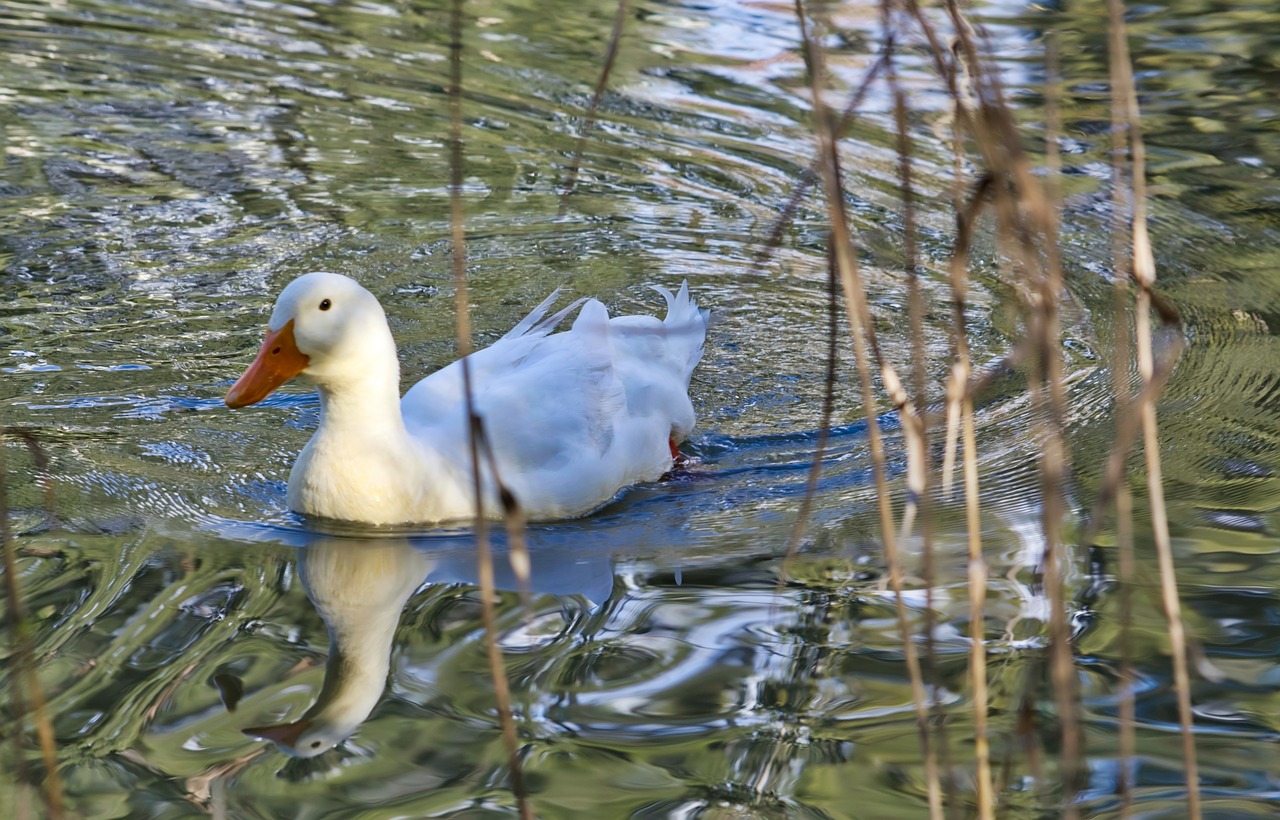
401,285,707,519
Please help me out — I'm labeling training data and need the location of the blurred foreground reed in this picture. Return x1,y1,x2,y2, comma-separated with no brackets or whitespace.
544,0,1196,816
2,431,63,820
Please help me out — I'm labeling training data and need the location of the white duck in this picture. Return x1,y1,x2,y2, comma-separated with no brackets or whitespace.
225,272,708,525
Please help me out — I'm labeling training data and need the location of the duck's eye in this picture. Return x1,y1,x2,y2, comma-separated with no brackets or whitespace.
319,299,332,311
310,740,323,750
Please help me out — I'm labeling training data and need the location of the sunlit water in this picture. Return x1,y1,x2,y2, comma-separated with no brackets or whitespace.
2,0,1280,816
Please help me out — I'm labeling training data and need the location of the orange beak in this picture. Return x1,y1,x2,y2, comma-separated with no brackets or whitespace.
242,718,313,748
225,319,309,408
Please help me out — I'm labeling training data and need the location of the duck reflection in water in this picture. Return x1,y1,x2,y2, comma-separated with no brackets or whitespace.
242,538,434,757
240,536,614,758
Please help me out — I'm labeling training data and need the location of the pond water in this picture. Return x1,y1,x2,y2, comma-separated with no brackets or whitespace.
3,0,1280,817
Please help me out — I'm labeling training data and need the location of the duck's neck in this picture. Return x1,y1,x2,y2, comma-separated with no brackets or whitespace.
289,357,426,523
301,617,398,736
313,365,406,439
290,353,469,523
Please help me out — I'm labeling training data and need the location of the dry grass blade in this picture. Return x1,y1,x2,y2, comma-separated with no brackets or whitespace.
1103,8,1199,810
779,246,840,570
1,442,64,819
1107,22,1137,816
560,0,629,198
944,178,996,820
1114,484,1136,818
792,2,943,816
752,52,887,276
447,3,531,816
883,13,954,799
1033,29,1084,810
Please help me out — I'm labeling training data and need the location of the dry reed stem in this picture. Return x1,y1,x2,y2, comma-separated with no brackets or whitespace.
1115,484,1136,818
479,434,532,610
945,183,996,819
1103,8,1199,811
940,381,960,502
792,3,943,816
935,2,1085,808
882,18,926,556
772,26,904,575
1,443,64,819
882,10,955,800
934,0,971,513
752,53,887,277
1107,15,1137,815
775,29,886,575
909,0,1086,807
938,176,994,502
1135,294,1198,813
1035,29,1084,809
561,0,629,198
779,248,840,570
770,23,896,569
447,4,531,816
898,2,1010,525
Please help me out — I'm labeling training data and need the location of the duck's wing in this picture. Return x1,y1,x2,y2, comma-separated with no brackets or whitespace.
399,289,584,424
400,286,706,519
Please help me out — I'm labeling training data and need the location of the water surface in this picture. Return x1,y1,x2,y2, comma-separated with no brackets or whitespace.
3,0,1280,816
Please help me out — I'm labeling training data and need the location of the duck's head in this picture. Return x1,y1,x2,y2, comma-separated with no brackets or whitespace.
242,717,349,759
225,272,394,408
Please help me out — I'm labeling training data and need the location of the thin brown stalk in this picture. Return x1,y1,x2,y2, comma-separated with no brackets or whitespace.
1134,290,1197,810
1115,483,1136,818
477,433,532,609
793,3,943,816
939,175,992,501
882,10,926,554
1104,9,1199,810
561,0,629,198
774,26,888,569
779,244,840,569
3,430,56,528
885,13,955,805
1034,29,1084,810
752,53,888,276
1,446,64,819
1107,15,1137,815
447,4,531,817
934,1,1084,808
945,185,996,819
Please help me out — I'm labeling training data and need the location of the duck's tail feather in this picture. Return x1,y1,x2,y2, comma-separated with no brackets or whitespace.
501,289,589,341
653,280,709,376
